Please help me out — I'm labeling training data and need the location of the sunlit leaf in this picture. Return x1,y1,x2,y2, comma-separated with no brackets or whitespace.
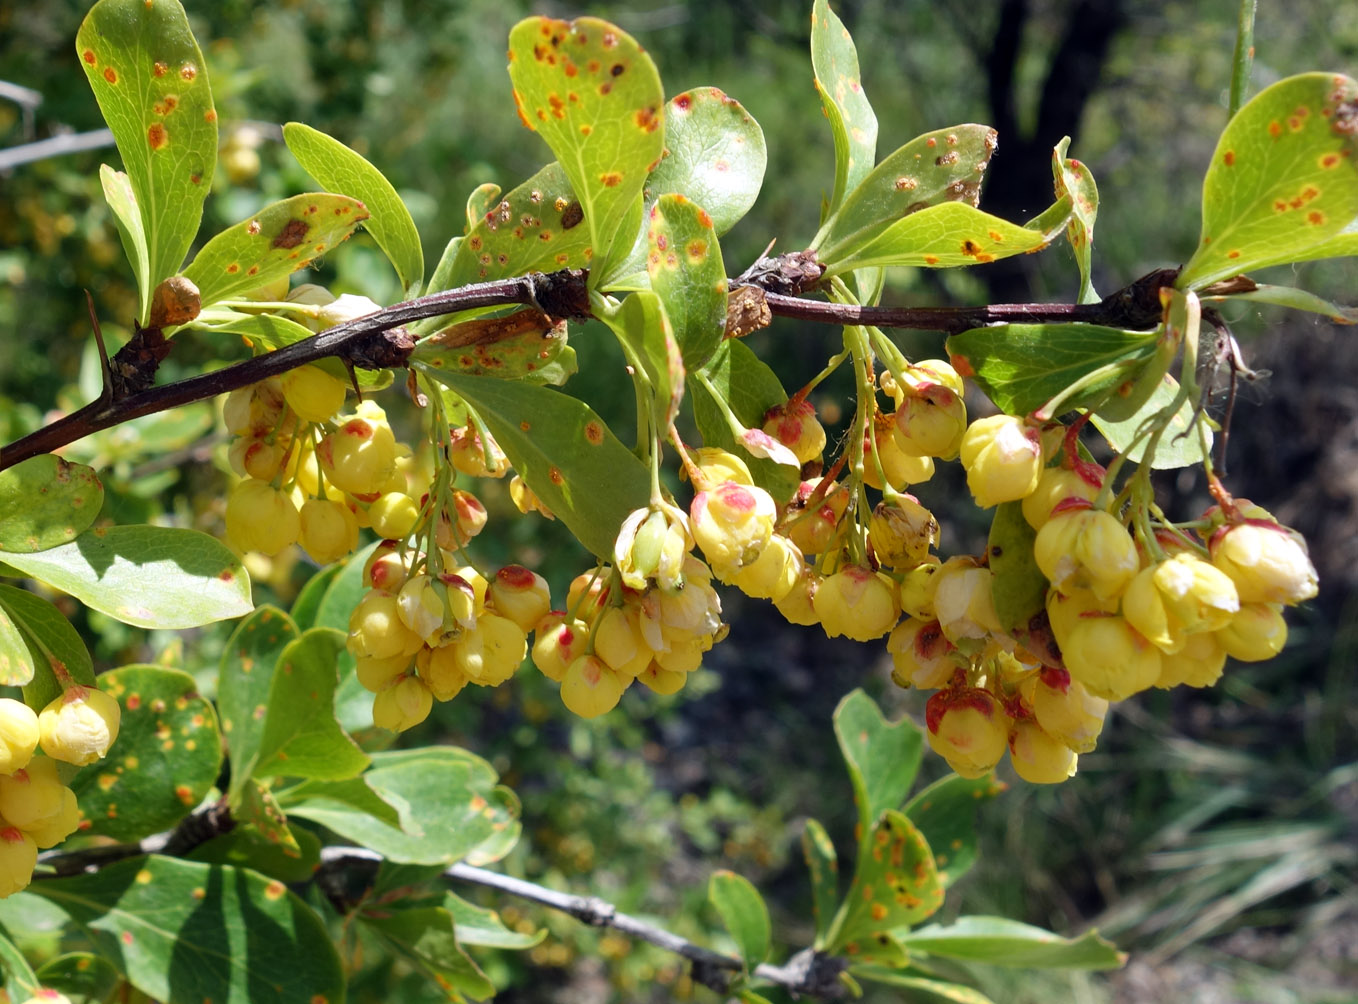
0,455,103,554
833,689,923,841
1052,136,1100,303
903,773,1004,890
78,0,217,323
100,165,150,311
363,906,496,1000
898,915,1125,969
412,309,577,386
0,584,95,701
708,870,771,970
647,194,728,370
443,891,546,949
1180,72,1358,289
831,811,944,956
825,202,1046,275
1089,374,1212,470
283,122,424,297
218,606,301,804
811,0,877,215
1207,282,1358,323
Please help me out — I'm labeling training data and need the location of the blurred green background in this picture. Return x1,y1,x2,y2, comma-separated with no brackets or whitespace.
1,1,1355,1001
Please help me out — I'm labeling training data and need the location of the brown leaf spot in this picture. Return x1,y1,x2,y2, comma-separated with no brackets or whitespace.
226,263,240,274
1223,150,1236,166
153,60,168,77
548,466,565,485
610,63,625,77
83,49,96,65
264,880,287,901
103,67,117,84
1268,120,1282,138
147,122,168,150
894,176,918,191
179,63,197,81
272,219,310,250
599,171,623,189
598,81,613,96
561,202,584,229
584,420,604,445
1308,210,1326,225
636,106,660,133
935,151,959,166
1320,152,1342,169
1227,249,1241,259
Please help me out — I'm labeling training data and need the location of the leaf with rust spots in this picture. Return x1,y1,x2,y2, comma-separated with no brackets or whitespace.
284,122,425,298
181,192,369,309
815,125,1000,264
0,454,104,554
829,809,944,956
445,161,594,288
70,664,221,842
413,308,577,386
811,0,878,216
78,0,217,324
803,818,840,947
0,583,95,698
413,367,650,559
647,194,728,370
362,905,496,999
1052,137,1101,304
822,201,1045,276
30,856,344,1004
218,605,300,805
507,17,664,282
904,773,1004,891
1180,72,1358,289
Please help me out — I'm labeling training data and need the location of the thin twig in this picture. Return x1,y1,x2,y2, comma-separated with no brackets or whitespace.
0,129,115,171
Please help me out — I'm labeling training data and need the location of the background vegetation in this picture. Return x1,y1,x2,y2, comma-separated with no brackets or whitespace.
0,1,1354,1001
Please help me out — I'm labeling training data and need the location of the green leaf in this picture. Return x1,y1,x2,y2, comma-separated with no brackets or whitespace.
290,565,340,632
100,165,150,312
647,194,728,370
411,309,577,385
903,773,1004,890
283,122,424,297
234,779,299,855
275,775,403,830
285,748,518,866
34,951,121,1001
0,525,251,629
0,605,33,690
811,0,877,216
802,818,840,947
823,202,1047,276
313,542,381,734
897,916,1125,969
1089,375,1212,470
364,906,496,1000
414,369,650,559
507,17,665,272
739,991,776,1004
692,340,799,504
77,0,217,323
446,162,592,288
250,628,369,784
851,965,997,1004
218,606,300,803
1286,216,1358,264
182,193,369,308
708,870,771,970
946,324,1159,417
1052,137,1100,304
833,689,923,841
0,455,104,554
817,124,998,260
647,87,767,235
71,665,221,842
0,584,96,701
442,891,545,949
601,290,684,431
831,811,944,954
187,823,322,885
987,502,1048,636
31,855,344,1004
0,926,42,1002
1180,72,1358,289
1206,282,1358,323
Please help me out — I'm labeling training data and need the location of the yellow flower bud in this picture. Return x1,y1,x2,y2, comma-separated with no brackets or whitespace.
423,644,470,702
1155,630,1227,689
0,699,39,774
560,654,627,718
959,415,1043,508
1021,467,1101,531
933,557,1004,649
1210,520,1318,605
0,826,37,897
1216,602,1287,662
298,498,360,565
1059,613,1161,700
369,492,421,540
38,687,120,766
354,653,411,694
891,377,967,460
23,786,79,849
371,674,433,732
455,613,527,686
762,399,826,465
868,497,938,567
1026,669,1107,753
531,613,589,682
225,479,301,556
729,534,803,602
636,662,687,695
813,565,900,642
1008,719,1077,784
887,618,956,690
1123,553,1239,653
280,365,347,423
1034,504,1138,602
0,757,67,827
691,481,777,580
348,591,424,660
925,688,1009,778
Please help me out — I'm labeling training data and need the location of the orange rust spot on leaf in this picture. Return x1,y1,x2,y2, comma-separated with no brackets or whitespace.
1320,152,1342,169
147,123,168,149
272,219,310,250
584,421,604,444
548,466,565,485
1269,120,1282,138
1308,210,1326,225
926,136,937,147
180,63,197,81
83,49,96,65
1223,150,1236,166
226,263,240,274
923,254,939,265
580,123,592,136
153,60,168,76
599,171,622,188
636,106,660,133
103,67,117,84
1227,249,1241,259
697,208,713,229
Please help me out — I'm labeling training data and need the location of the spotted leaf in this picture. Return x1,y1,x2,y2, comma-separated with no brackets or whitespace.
248,628,369,785
413,308,577,386
811,0,877,216
0,525,251,629
1180,72,1358,289
647,194,728,370
833,689,923,842
830,810,944,956
33,952,121,1003
283,122,424,297
648,87,767,235
70,664,221,842
30,855,343,1004
187,820,323,885
1053,137,1100,303
414,368,650,559
77,0,217,324
362,906,496,1000
443,891,546,949
507,17,665,276
816,124,998,261
803,817,840,948
903,773,1004,890
181,193,369,309
0,584,95,702
218,606,300,805
945,323,1160,418
823,202,1046,276
0,455,103,555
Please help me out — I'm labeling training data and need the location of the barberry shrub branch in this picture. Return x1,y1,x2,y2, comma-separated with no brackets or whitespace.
0,0,1349,1001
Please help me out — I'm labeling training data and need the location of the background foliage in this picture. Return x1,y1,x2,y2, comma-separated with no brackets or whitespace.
1,1,1355,1001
